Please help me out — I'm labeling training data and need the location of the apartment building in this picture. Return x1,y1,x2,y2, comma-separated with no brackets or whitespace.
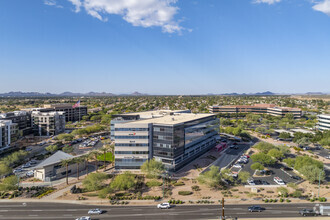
110,110,191,140
114,113,219,171
209,104,301,118
0,120,18,150
317,114,330,131
0,111,32,135
32,111,65,136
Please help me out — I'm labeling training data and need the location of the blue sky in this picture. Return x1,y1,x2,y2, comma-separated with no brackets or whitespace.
1,0,330,95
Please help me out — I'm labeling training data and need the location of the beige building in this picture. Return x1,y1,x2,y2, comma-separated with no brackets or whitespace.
32,111,65,136
34,151,85,181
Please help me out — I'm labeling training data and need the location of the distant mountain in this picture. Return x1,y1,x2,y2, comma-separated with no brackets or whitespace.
219,91,275,96
305,92,326,95
0,91,141,97
253,91,275,96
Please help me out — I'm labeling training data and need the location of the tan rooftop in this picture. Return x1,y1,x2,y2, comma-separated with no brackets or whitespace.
126,113,215,125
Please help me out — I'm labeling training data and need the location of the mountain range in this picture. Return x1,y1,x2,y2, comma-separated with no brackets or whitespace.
0,91,328,97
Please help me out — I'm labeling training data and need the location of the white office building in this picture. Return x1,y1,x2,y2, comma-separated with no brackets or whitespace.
317,114,330,131
0,120,13,150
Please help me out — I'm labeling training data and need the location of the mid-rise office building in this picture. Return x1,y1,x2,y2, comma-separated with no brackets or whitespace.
23,103,87,122
0,120,18,150
0,111,32,135
43,104,88,122
110,110,191,140
32,111,65,136
209,104,301,118
317,114,330,131
114,113,219,171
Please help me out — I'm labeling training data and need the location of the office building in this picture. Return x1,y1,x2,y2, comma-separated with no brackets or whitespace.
114,113,219,171
23,103,88,122
0,111,32,135
32,111,65,136
0,120,18,150
110,110,191,140
317,114,330,131
209,104,301,118
43,104,88,122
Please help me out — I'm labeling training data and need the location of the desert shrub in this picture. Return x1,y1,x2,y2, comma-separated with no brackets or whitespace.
178,191,193,196
146,180,162,187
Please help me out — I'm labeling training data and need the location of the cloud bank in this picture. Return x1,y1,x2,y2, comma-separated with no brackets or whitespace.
253,0,281,4
46,0,183,33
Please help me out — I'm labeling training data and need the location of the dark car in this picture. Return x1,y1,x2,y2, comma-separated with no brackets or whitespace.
283,167,293,171
291,176,301,180
248,206,264,212
299,209,317,216
230,146,238,149
261,180,269,185
254,180,262,185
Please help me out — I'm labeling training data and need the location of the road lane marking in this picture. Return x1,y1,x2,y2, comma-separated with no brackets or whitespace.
0,210,8,212
32,210,42,212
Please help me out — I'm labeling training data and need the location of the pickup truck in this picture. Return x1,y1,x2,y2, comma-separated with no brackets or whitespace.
299,209,317,216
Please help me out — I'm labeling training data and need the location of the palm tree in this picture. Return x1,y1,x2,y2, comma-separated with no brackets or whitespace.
80,154,89,176
60,159,72,185
99,145,111,171
89,151,99,172
73,157,82,180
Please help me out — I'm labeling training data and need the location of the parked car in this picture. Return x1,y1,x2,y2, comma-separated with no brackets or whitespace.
88,208,103,214
248,206,264,212
261,180,269,185
274,177,285,185
75,217,91,220
326,155,330,159
283,167,293,171
230,145,238,150
299,209,317,216
26,170,34,177
22,163,31,168
291,176,301,180
157,203,171,209
247,179,255,186
233,164,242,168
13,168,23,173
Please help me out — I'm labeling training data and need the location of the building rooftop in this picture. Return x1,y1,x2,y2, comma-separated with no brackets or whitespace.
35,150,74,168
114,109,191,119
126,113,215,125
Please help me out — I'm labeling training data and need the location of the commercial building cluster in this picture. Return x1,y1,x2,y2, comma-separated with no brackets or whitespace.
0,103,87,151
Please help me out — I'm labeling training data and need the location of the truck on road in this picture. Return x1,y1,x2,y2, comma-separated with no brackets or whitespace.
314,204,330,216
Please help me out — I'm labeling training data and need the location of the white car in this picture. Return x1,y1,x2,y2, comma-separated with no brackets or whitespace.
75,217,91,220
233,164,242,168
22,163,31,168
247,179,255,186
26,170,34,177
157,203,171,209
274,177,285,185
88,208,103,214
326,155,330,159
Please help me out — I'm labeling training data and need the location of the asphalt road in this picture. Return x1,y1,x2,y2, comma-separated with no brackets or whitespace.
0,202,328,220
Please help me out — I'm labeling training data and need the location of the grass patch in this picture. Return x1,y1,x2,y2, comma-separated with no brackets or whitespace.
97,152,114,162
146,180,162,187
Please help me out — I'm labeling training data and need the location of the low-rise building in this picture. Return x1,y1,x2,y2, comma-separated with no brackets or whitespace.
114,113,219,171
34,151,85,181
317,114,330,131
32,111,65,136
209,104,302,118
43,103,87,122
0,120,18,151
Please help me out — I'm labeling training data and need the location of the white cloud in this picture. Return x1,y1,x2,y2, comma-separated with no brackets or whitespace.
253,0,281,4
44,0,57,6
313,0,330,15
55,0,183,33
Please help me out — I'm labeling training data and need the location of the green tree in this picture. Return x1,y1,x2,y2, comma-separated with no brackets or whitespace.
283,158,296,168
45,145,58,153
62,145,74,153
220,168,234,182
140,159,165,178
110,172,136,191
251,153,276,166
82,172,108,191
279,132,291,139
0,175,18,191
197,166,221,188
238,171,250,183
299,165,325,183
253,142,275,154
56,134,74,142
267,149,284,160
0,163,12,177
250,162,264,170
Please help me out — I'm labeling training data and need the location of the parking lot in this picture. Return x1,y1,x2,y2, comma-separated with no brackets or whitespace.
231,153,301,186
310,146,330,159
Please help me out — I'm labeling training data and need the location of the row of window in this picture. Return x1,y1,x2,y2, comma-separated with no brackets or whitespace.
115,158,147,163
115,143,149,147
115,151,149,155
115,136,149,139
115,128,148,131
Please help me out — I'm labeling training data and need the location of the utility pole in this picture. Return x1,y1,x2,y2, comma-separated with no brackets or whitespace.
318,170,321,198
222,198,225,219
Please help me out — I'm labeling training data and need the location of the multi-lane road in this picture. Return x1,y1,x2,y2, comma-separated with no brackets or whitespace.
0,202,328,219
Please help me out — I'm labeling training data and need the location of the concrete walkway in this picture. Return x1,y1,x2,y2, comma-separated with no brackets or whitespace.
41,182,82,200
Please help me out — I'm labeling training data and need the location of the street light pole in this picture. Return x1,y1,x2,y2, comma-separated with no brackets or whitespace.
318,170,321,198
